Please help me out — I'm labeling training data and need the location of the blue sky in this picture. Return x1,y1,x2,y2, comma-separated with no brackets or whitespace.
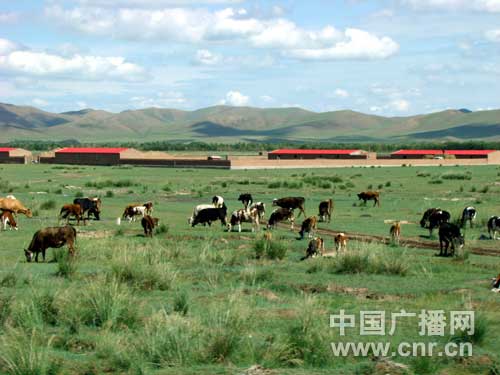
1,0,500,115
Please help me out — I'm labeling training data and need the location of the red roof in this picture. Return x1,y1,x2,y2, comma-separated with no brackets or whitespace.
56,147,128,154
444,150,496,155
269,149,361,155
0,147,15,152
392,150,444,155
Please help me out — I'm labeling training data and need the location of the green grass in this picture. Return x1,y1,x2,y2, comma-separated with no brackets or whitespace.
0,163,499,374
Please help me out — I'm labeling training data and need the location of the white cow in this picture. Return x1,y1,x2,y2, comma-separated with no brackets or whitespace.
189,204,215,225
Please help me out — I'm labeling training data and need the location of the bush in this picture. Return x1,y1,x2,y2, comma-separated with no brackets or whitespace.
450,314,487,345
162,184,172,192
328,248,409,276
480,185,489,193
111,258,177,291
39,200,56,210
54,249,78,279
105,190,114,198
155,223,169,235
267,181,282,189
441,172,472,180
74,191,84,198
254,239,287,260
173,291,189,316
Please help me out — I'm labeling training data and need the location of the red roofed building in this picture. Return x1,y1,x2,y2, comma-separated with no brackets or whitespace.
0,147,33,164
391,149,500,161
268,149,369,160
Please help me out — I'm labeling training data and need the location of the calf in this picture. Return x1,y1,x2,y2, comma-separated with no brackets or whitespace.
438,222,464,257
141,215,159,237
192,205,227,227
335,233,348,253
228,207,261,233
238,193,253,210
272,197,306,218
188,204,214,225
357,191,380,207
299,216,318,239
318,199,333,223
267,208,295,230
59,204,86,226
212,195,224,208
300,237,325,260
1,210,18,230
24,226,76,262
390,221,401,245
460,206,476,228
488,216,500,240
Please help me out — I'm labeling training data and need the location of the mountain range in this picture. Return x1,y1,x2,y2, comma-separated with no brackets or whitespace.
0,102,499,143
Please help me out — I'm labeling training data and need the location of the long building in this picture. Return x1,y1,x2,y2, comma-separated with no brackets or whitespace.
268,149,370,160
0,147,33,164
391,149,500,161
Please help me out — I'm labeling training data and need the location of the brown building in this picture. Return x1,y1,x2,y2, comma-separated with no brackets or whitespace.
268,149,369,160
0,147,33,164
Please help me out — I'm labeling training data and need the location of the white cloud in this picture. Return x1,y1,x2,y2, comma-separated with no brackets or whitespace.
219,90,249,106
485,29,500,42
79,0,244,6
0,12,19,24
260,95,275,103
32,98,49,107
130,92,187,108
333,88,350,98
194,49,221,65
46,5,399,61
76,101,88,109
400,0,500,12
0,38,145,81
389,99,410,112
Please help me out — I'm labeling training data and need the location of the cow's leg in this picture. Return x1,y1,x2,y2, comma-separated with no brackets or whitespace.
238,223,242,233
42,249,46,262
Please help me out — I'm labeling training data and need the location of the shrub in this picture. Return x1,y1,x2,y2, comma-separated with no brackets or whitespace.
254,239,287,260
74,191,84,198
155,223,169,235
173,291,189,316
450,314,487,345
39,200,56,210
111,258,177,291
0,271,17,287
329,248,409,276
162,184,172,192
480,185,489,193
54,249,78,279
105,190,114,198
441,172,472,180
267,181,282,189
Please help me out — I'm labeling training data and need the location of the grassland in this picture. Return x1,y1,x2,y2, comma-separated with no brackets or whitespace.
0,163,499,374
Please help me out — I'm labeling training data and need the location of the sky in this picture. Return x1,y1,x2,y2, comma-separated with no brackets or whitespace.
1,0,500,115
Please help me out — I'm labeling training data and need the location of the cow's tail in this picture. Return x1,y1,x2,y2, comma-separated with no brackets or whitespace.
328,199,333,213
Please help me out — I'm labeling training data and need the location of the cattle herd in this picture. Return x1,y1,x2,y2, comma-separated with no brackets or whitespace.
0,191,498,264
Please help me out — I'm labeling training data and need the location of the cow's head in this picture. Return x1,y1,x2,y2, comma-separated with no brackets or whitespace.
25,209,33,218
24,249,34,262
272,198,278,206
357,193,363,200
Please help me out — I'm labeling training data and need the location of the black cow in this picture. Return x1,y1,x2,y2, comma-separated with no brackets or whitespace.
192,204,227,227
238,193,253,209
267,208,295,230
272,197,306,218
460,206,476,228
420,208,450,235
318,199,333,223
438,222,464,257
300,237,325,261
73,197,101,220
488,216,500,239
357,191,380,207
24,226,77,262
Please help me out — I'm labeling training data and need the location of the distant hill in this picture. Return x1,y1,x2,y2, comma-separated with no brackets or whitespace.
0,102,499,143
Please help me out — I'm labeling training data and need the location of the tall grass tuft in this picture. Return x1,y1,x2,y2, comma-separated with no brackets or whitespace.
254,238,287,260
54,249,78,278
39,200,56,210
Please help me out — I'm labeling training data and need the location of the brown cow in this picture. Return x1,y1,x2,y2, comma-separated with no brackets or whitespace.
390,221,401,245
299,216,318,239
142,215,159,237
143,202,154,215
24,226,76,262
335,233,348,253
267,208,295,230
301,237,325,260
1,210,18,230
0,197,33,217
318,199,333,223
59,204,86,225
272,197,306,218
357,191,380,207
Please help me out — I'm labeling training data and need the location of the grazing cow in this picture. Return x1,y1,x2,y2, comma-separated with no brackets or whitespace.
0,197,32,217
390,221,401,245
192,205,227,227
143,202,154,215
299,216,318,239
301,237,325,260
73,197,101,220
1,211,18,230
249,202,266,220
59,204,86,226
488,216,500,239
272,197,306,218
141,215,159,237
318,199,333,223
420,208,450,235
122,204,146,222
267,208,295,230
460,206,477,228
228,207,261,233
438,222,464,257
188,204,214,225
357,191,380,207
238,194,253,210
212,195,224,208
335,233,348,253
24,226,77,263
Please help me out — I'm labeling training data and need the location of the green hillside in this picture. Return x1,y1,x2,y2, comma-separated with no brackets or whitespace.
0,102,499,143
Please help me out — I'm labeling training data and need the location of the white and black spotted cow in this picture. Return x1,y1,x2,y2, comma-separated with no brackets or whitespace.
460,206,477,228
488,216,500,240
212,195,224,208
188,204,214,225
